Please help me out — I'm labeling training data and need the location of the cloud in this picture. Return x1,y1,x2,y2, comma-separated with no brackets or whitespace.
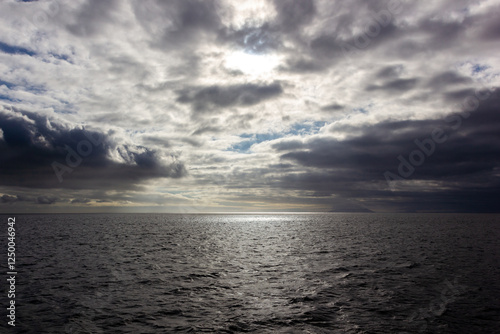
375,65,404,79
132,0,224,49
321,103,344,111
274,90,500,212
365,78,419,92
65,0,120,37
279,56,327,73
0,193,62,205
271,139,304,151
0,106,187,189
36,195,58,204
480,16,500,40
428,71,473,88
176,82,283,115
273,0,316,31
1,194,18,203
71,198,91,204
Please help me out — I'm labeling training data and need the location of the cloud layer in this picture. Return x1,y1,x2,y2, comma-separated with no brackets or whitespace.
1,0,500,212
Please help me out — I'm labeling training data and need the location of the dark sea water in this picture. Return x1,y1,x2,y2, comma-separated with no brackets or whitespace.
1,213,500,333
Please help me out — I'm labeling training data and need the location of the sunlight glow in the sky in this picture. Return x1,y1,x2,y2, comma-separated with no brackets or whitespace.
225,51,281,76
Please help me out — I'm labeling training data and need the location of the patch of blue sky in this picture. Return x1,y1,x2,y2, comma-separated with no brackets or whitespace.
229,132,285,153
456,60,491,77
0,41,36,56
0,94,20,103
1,39,72,64
349,102,374,116
0,80,17,90
229,121,326,153
0,79,46,95
472,63,489,73
229,140,255,153
287,121,326,136
466,62,498,87
0,86,75,114
25,83,46,95
50,53,71,61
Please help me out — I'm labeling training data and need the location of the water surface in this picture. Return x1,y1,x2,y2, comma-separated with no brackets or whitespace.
2,213,499,333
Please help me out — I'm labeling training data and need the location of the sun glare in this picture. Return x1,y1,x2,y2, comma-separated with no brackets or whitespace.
225,51,281,76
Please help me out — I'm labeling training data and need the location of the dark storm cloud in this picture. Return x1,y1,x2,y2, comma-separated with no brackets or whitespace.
282,104,500,180
275,89,500,212
0,107,186,190
176,82,283,115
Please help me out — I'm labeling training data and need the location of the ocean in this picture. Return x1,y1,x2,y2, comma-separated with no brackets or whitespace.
1,213,499,333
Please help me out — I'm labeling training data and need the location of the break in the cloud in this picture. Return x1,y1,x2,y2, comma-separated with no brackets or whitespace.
0,0,499,213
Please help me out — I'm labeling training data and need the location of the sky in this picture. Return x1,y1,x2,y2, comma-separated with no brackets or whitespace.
0,0,500,213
